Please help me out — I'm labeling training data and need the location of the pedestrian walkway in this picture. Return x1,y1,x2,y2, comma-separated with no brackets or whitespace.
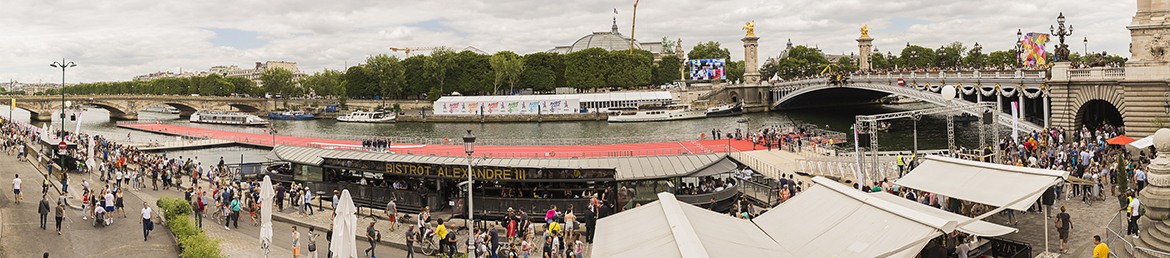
982,186,1124,258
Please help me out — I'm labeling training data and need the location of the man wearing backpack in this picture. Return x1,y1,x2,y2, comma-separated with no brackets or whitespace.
192,192,205,230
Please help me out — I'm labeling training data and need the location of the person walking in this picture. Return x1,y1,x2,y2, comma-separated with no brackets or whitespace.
291,226,301,258
405,225,416,258
38,195,50,230
302,187,313,215
140,202,153,241
230,194,241,229
1129,191,1142,238
13,173,22,203
192,192,205,231
1055,206,1072,253
364,220,379,258
54,200,64,235
308,227,319,258
385,199,397,231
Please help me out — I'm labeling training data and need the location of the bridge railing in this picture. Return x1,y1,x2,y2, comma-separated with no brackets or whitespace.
852,70,1047,80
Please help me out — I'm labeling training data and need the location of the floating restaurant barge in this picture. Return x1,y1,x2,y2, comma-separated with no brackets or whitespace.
265,145,743,221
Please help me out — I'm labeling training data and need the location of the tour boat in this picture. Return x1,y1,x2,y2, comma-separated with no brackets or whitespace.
336,111,396,123
704,103,743,117
607,104,707,122
877,121,892,131
267,110,315,120
189,112,269,126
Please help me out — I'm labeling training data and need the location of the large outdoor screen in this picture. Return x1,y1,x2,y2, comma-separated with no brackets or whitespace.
688,59,725,80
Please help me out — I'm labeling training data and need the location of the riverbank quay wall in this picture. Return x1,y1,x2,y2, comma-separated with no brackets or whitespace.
397,112,607,122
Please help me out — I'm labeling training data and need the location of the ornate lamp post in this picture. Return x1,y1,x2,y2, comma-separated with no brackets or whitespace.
50,59,76,174
1083,37,1088,57
973,42,983,68
1049,12,1074,62
462,129,475,252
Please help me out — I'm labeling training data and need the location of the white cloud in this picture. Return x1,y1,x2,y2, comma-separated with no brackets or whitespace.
0,0,1137,83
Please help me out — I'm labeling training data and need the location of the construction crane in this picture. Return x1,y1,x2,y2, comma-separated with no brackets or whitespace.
389,47,441,57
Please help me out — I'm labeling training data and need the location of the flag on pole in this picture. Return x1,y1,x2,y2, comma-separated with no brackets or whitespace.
614,8,618,14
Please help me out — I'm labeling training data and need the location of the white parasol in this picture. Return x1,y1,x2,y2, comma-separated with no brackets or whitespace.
330,189,359,258
259,176,275,251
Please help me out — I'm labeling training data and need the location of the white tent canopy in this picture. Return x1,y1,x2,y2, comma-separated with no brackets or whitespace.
1130,134,1155,149
755,176,956,258
330,190,359,258
867,191,1017,237
591,192,788,258
894,155,1068,211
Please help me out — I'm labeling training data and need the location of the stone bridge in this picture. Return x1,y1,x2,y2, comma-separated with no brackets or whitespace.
771,70,1049,132
12,95,268,120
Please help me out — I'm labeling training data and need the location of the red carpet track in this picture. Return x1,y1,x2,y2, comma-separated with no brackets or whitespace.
120,123,817,158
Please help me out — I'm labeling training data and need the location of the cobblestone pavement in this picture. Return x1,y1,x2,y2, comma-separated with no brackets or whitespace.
0,150,179,258
985,185,1126,258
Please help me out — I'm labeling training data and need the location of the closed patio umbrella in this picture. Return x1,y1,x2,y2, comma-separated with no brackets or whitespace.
330,189,359,258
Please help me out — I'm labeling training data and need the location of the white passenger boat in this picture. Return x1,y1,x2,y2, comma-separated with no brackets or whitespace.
337,111,396,123
189,112,268,126
607,104,707,122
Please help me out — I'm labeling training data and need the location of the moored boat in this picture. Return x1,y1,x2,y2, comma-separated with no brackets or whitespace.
705,103,743,117
607,104,707,122
267,110,315,120
190,112,268,126
336,111,396,123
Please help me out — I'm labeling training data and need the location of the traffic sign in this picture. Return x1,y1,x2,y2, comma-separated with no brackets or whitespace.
58,141,66,150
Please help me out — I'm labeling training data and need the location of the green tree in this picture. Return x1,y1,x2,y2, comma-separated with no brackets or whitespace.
225,77,258,96
302,69,344,97
687,41,731,60
564,48,609,90
343,66,374,97
519,52,560,92
424,47,456,94
446,51,493,95
835,57,858,72
604,51,652,88
490,51,525,94
870,53,890,70
401,55,431,97
936,41,966,68
963,48,987,68
773,45,829,79
901,45,937,69
725,60,745,83
654,55,683,85
986,50,1018,68
365,54,406,101
759,61,779,81
260,67,295,98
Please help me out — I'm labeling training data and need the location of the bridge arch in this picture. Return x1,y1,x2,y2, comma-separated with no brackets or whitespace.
1075,100,1124,129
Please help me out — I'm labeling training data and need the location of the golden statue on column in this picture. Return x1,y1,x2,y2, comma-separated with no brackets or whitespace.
743,20,756,37
860,24,871,38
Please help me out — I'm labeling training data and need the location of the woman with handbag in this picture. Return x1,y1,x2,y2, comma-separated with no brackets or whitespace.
307,227,318,258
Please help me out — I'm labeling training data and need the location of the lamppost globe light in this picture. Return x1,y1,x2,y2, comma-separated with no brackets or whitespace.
1058,12,1065,23
463,130,476,154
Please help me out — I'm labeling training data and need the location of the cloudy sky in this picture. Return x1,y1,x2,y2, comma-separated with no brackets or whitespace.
0,0,1135,84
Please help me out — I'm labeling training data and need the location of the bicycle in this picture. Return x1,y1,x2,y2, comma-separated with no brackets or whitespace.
419,228,439,256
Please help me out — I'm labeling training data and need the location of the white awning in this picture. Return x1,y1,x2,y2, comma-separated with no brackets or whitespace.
894,155,1068,211
592,192,788,258
867,192,1018,237
754,177,953,258
1130,134,1154,149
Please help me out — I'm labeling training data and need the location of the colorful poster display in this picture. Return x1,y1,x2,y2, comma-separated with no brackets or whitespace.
1019,33,1050,67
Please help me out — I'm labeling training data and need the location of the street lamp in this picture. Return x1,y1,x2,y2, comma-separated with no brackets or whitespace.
973,42,983,68
1083,37,1088,58
50,58,76,175
1049,13,1074,62
462,129,475,252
